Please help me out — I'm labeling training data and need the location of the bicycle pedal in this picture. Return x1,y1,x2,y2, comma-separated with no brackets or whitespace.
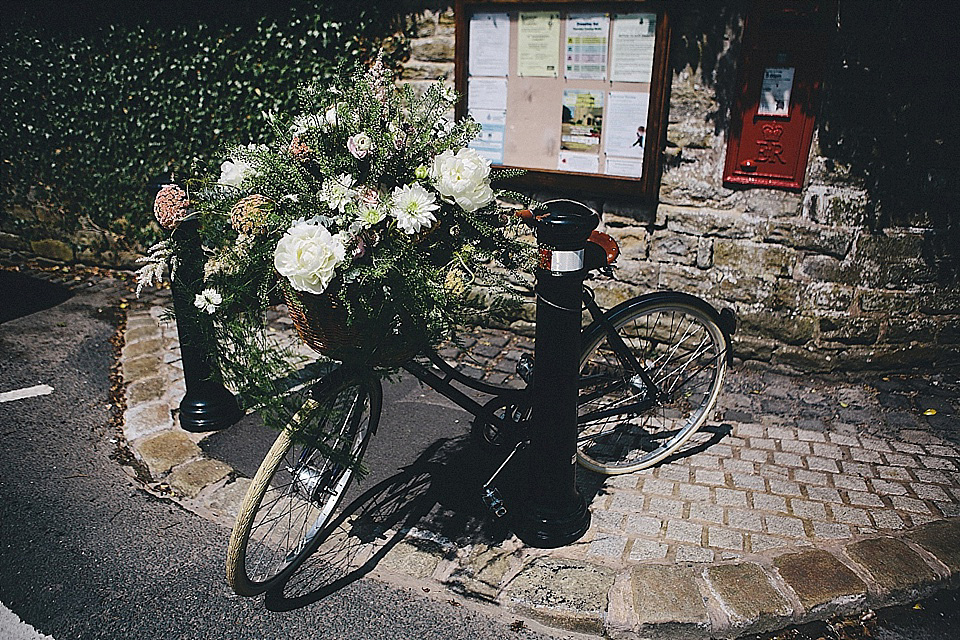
481,487,508,518
516,353,534,385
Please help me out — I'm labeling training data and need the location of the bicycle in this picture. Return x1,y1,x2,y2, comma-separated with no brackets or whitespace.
225,200,736,596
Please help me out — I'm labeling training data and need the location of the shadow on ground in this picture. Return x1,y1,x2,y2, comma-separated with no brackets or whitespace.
0,270,73,323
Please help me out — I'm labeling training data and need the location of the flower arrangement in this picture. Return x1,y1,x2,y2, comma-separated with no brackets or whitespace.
138,58,533,408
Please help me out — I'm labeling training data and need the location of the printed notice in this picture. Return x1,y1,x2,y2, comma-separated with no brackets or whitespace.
468,77,508,111
610,13,657,83
561,89,604,152
469,13,510,76
758,67,794,116
604,91,649,159
558,151,600,174
605,157,643,178
517,11,561,77
565,14,609,80
468,109,506,164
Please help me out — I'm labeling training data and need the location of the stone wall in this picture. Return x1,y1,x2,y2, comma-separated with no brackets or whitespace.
401,6,959,373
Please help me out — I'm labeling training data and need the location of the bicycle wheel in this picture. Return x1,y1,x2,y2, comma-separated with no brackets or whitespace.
578,294,728,474
226,369,381,596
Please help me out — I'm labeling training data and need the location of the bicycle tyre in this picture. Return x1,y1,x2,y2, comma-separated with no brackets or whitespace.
226,369,381,596
577,293,728,474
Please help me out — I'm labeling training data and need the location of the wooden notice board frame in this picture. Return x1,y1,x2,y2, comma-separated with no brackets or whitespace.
454,0,672,203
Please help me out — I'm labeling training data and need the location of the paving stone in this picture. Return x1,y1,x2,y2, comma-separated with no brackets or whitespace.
689,503,725,524
780,440,812,455
121,337,167,361
588,534,628,559
722,458,757,474
871,511,906,530
757,464,791,480
382,539,445,580
611,492,646,512
877,466,912,481
123,401,173,441
811,442,843,458
740,448,771,463
796,428,827,442
890,495,931,514
676,546,715,563
773,451,803,467
125,374,172,406
765,515,806,538
716,488,748,507
794,469,828,486
648,496,684,518
768,479,803,497
134,430,202,477
883,453,918,468
922,457,958,471
806,486,842,504
806,456,840,473
658,464,692,482
191,477,250,524
632,565,710,631
850,448,883,463
641,477,676,496
767,426,796,441
891,441,926,455
737,424,766,438
913,469,951,484
774,549,866,612
706,563,792,631
504,558,615,634
811,522,851,539
840,461,876,477
695,469,725,485
628,538,669,561
751,437,777,451
750,534,793,553
833,475,870,493
871,479,908,496
122,354,163,381
625,514,662,537
860,438,892,453
791,499,828,519
912,484,951,502
450,544,514,599
166,458,232,499
831,505,872,527
592,510,625,531
753,493,787,513
708,527,744,551
666,520,704,545
731,473,766,491
727,508,763,532
829,433,862,447
845,537,938,597
677,484,711,503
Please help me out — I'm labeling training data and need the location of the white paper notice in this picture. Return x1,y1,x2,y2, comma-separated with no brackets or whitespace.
558,151,600,174
605,157,644,178
565,14,609,80
517,11,561,77
468,77,508,111
610,13,657,83
758,67,794,116
604,91,649,159
468,108,506,164
469,13,510,77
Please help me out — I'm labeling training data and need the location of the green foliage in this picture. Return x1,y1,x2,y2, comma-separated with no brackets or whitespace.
0,2,410,248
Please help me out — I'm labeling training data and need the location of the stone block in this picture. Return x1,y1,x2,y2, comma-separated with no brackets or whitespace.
764,218,854,258
714,240,797,278
0,231,27,250
885,316,939,343
648,233,700,266
134,430,202,477
448,544,514,600
192,477,251,525
917,288,960,315
860,288,918,314
906,519,960,574
121,337,167,360
658,263,714,294
804,282,855,312
696,236,713,268
706,563,792,632
122,354,163,382
662,205,755,239
399,60,453,80
774,549,866,612
380,538,445,580
802,185,870,227
772,345,837,373
125,374,170,406
503,558,615,634
738,311,816,346
845,537,938,597
166,458,232,499
410,36,455,62
632,565,710,632
30,238,74,262
124,401,173,441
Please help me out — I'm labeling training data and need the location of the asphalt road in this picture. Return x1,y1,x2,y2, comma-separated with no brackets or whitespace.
0,271,556,640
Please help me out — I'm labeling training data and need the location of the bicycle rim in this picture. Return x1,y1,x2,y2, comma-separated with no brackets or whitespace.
226,374,379,596
578,300,727,474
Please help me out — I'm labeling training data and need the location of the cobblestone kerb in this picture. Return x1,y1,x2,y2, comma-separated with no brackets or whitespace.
120,299,960,638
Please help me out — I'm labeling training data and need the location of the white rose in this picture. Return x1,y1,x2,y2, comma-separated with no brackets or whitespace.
273,220,347,295
429,148,494,212
347,132,373,159
219,158,253,187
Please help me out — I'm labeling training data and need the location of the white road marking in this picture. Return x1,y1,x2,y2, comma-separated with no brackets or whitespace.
0,601,56,640
0,384,54,404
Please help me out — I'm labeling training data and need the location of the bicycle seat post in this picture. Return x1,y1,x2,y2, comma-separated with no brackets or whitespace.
516,200,597,548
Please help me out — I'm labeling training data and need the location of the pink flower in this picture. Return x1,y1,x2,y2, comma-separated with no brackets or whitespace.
154,184,189,230
289,136,312,161
347,132,373,159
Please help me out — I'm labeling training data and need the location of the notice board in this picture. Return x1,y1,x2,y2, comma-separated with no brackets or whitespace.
454,0,672,202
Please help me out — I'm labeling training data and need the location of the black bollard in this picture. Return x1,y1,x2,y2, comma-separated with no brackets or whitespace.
170,217,244,432
516,200,598,548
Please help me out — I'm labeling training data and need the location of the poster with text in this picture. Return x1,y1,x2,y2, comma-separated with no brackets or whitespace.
561,89,604,152
469,13,510,76
610,13,657,83
604,91,649,159
565,14,609,80
468,108,506,164
517,11,561,77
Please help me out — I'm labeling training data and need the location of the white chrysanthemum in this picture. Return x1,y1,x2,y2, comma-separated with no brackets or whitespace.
319,174,357,213
194,288,223,314
273,219,347,295
429,148,494,213
390,184,439,235
219,144,264,187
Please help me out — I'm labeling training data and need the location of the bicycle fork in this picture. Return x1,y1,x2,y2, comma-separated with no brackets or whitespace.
481,439,528,518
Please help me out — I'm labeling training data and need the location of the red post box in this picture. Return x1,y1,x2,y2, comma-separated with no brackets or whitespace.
723,1,832,191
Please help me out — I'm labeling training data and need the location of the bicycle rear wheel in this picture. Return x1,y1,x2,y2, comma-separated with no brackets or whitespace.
578,294,728,474
226,369,381,596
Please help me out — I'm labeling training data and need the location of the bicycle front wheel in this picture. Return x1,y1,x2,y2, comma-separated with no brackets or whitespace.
578,294,728,474
226,370,381,596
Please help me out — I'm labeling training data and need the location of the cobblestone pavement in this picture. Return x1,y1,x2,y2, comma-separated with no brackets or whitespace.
111,280,960,639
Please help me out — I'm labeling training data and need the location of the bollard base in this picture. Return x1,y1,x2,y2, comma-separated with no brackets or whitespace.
515,495,591,549
179,382,243,432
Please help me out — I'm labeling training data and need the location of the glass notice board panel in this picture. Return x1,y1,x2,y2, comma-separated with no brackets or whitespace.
454,0,672,202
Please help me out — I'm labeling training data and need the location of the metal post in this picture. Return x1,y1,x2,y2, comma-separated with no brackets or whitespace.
516,200,598,548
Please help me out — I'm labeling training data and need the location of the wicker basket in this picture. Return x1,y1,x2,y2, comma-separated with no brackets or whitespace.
283,285,424,367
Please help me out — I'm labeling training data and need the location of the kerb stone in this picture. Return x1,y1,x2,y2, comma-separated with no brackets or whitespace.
167,459,232,498
134,430,202,477
448,544,515,600
379,539,445,580
774,549,866,613
845,537,938,598
706,563,793,633
632,564,710,635
906,519,960,574
503,557,615,634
